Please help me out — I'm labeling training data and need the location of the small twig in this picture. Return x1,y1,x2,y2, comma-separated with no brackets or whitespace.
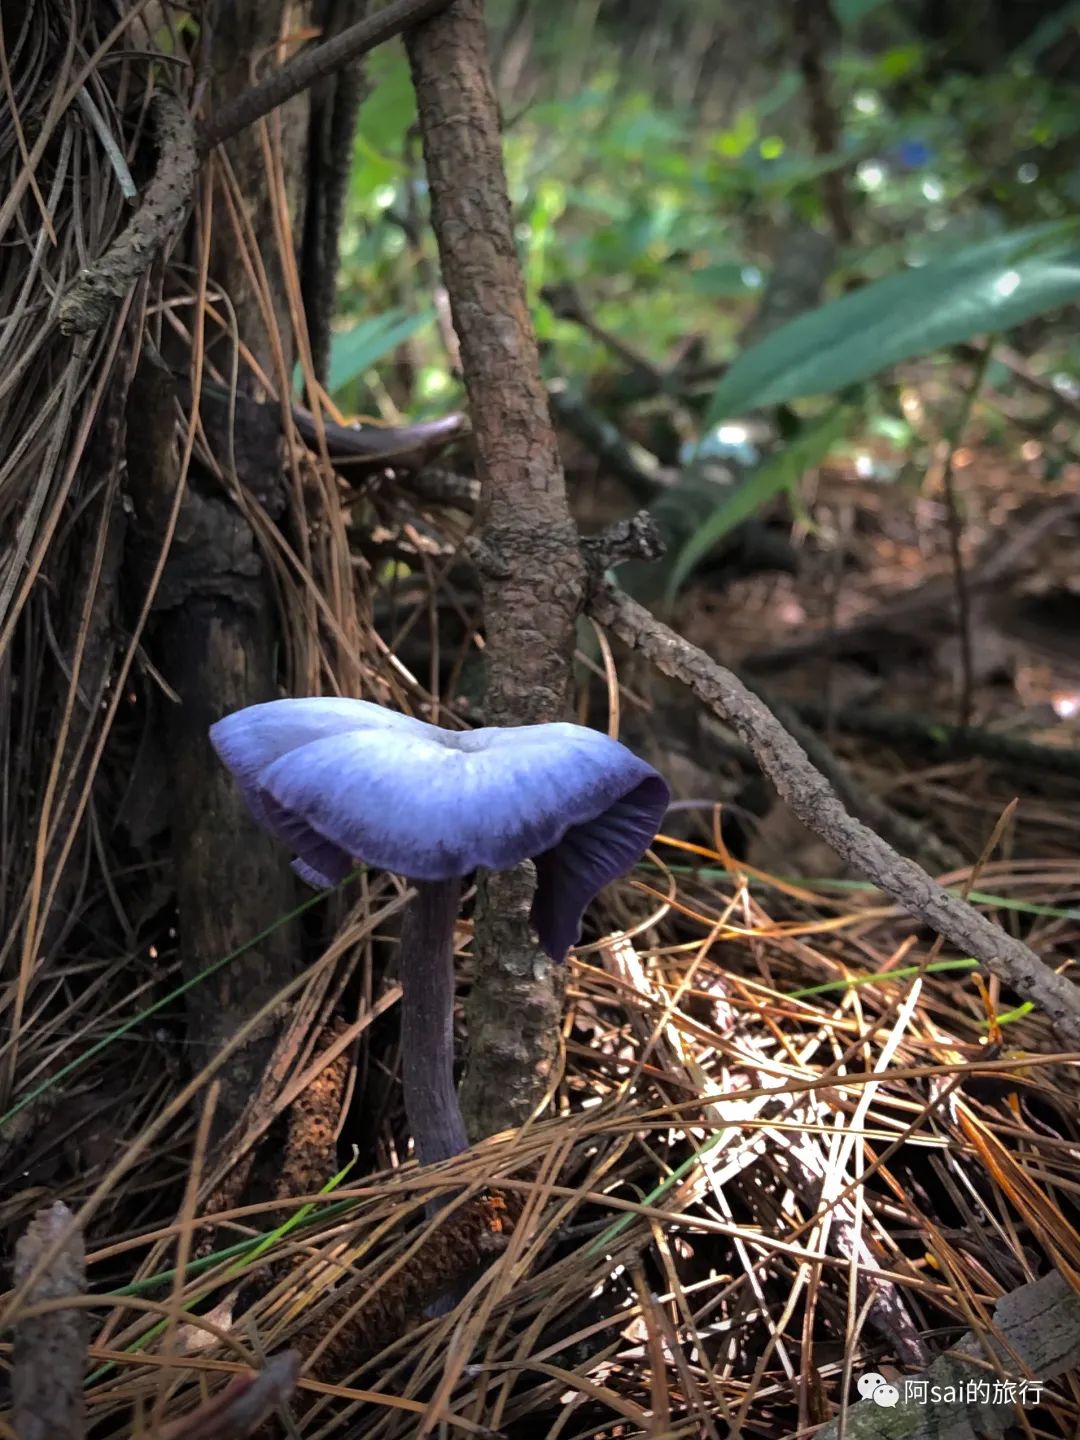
585,519,1080,1049
405,467,480,509
580,511,667,571
960,340,1080,425
938,344,992,727
13,1202,87,1440
197,0,453,154
59,92,197,334
541,281,667,389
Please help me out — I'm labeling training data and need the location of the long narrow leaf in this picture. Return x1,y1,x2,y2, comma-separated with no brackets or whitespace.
666,406,851,599
327,308,435,396
703,220,1080,423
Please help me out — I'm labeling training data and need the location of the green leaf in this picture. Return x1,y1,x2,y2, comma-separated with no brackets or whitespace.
327,308,435,396
689,263,761,297
230,1153,357,1269
1014,0,1080,60
712,109,758,159
356,50,416,152
787,957,978,999
833,0,889,25
666,406,852,600
351,134,401,201
702,220,1080,424
878,44,924,80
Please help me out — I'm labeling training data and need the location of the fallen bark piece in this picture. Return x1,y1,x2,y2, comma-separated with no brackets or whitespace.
12,1201,88,1440
815,1269,1080,1439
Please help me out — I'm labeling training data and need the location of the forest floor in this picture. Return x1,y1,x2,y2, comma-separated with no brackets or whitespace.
6,428,1080,1440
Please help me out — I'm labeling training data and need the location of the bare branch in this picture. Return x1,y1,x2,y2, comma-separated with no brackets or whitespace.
586,557,1080,1049
198,0,453,154
59,93,197,335
816,1271,1080,1440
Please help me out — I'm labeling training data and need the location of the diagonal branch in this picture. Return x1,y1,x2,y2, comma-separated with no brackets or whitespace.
198,0,452,154
585,526,1080,1049
59,92,197,335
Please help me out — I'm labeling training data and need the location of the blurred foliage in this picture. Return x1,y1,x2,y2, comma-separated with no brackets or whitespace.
332,0,1080,582
668,405,855,599
703,221,1080,422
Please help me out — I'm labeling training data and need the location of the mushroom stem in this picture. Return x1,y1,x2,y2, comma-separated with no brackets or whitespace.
399,877,468,1166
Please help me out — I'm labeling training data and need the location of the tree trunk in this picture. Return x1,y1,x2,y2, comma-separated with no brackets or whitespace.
406,0,586,1141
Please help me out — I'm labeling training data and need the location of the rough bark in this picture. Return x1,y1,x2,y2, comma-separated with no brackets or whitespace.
406,0,585,1141
58,93,197,334
128,352,299,1145
143,0,316,1142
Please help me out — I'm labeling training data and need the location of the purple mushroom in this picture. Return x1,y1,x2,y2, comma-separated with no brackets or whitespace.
209,698,669,1167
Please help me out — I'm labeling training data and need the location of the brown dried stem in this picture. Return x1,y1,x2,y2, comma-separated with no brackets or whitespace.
938,343,991,729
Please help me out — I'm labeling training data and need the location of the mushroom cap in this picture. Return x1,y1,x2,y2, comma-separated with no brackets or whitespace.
210,698,669,962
